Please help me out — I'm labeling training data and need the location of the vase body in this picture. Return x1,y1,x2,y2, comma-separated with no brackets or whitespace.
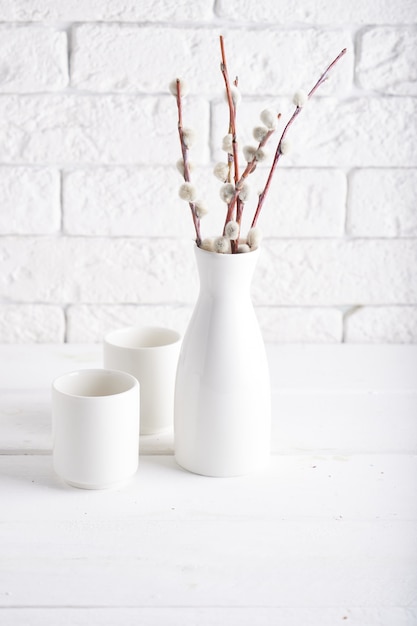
174,246,271,477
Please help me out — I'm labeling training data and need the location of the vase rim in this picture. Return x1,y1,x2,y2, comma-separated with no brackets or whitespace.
194,245,260,260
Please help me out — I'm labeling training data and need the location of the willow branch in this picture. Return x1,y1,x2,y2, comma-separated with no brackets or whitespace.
220,35,242,251
222,125,277,231
175,79,202,246
220,35,240,188
251,48,347,228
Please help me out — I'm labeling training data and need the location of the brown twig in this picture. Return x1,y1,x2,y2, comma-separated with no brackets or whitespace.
251,48,347,228
222,124,277,230
220,36,240,188
220,35,242,251
175,79,202,246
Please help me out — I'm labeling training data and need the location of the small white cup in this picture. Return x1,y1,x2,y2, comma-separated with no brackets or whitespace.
103,326,181,435
52,369,140,489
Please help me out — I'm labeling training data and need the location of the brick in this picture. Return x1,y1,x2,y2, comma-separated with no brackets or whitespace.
67,304,192,342
0,168,60,234
0,95,209,165
63,165,228,239
347,169,417,237
0,237,198,304
255,239,417,306
212,97,417,167
0,305,65,342
345,306,417,343
256,307,342,343
63,167,201,237
247,169,346,237
71,26,216,94
357,27,417,95
197,167,347,240
71,25,351,97
0,0,212,21
215,0,417,24
0,26,67,92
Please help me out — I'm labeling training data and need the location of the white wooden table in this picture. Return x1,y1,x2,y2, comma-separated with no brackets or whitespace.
1,344,416,625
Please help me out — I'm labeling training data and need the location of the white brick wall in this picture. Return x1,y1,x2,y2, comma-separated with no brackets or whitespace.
0,1,416,343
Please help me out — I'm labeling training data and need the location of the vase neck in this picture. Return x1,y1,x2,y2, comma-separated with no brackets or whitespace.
195,247,259,298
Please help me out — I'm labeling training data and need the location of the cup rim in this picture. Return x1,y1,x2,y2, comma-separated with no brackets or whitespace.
104,325,181,350
52,368,139,399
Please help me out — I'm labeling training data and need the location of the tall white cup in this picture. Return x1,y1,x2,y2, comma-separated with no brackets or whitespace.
103,326,181,435
52,368,140,489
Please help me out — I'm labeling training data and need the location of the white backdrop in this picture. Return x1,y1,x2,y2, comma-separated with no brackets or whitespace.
0,0,416,343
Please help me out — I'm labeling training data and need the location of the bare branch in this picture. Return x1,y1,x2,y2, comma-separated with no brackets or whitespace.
175,79,202,246
251,48,347,228
220,36,242,251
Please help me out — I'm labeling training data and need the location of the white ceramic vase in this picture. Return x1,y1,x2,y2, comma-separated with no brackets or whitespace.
174,246,271,477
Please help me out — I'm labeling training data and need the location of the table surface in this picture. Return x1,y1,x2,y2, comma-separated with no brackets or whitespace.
1,343,417,626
